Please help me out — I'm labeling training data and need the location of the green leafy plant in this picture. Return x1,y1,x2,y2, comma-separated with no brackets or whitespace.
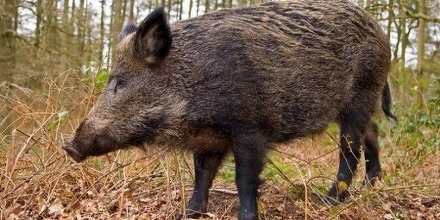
95,68,109,91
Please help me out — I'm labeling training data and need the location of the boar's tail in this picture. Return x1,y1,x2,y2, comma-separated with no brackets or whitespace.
382,81,397,121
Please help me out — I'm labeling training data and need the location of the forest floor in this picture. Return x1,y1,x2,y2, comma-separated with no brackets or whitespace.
1,138,439,220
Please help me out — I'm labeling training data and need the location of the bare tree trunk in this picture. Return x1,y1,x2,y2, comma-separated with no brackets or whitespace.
129,0,135,21
77,0,85,64
416,0,426,77
179,0,184,20
69,0,78,67
46,0,58,50
0,0,18,80
84,2,92,65
167,0,171,17
398,0,407,76
205,0,210,13
109,0,124,65
188,0,193,18
386,0,393,41
99,0,106,66
34,0,43,48
62,0,70,42
62,0,71,68
107,1,114,69
416,0,426,103
122,0,128,21
0,0,19,142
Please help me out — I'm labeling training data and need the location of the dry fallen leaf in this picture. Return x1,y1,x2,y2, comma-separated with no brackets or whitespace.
2,204,21,219
383,213,394,219
48,202,65,216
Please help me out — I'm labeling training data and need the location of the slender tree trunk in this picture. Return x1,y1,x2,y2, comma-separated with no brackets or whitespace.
122,0,128,21
70,0,78,67
107,1,114,69
62,0,71,68
167,0,171,17
0,0,18,80
416,0,426,77
386,0,393,41
45,0,53,49
129,0,135,21
46,0,59,51
62,0,70,39
179,0,184,20
416,0,426,103
136,0,141,19
109,0,124,65
205,0,210,13
84,2,92,65
98,0,106,66
77,0,85,65
0,0,19,142
188,0,193,18
34,0,43,48
398,0,407,76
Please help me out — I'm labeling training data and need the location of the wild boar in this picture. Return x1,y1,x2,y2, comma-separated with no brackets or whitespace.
63,1,395,219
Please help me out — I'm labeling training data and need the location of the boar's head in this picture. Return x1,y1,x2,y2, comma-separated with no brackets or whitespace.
63,8,185,162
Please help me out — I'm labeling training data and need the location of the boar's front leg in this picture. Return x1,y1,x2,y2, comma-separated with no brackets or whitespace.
232,127,267,220
184,150,226,218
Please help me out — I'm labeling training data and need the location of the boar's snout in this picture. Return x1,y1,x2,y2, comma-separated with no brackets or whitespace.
62,142,86,162
62,119,117,163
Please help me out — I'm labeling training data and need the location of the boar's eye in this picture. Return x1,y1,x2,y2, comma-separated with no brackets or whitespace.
112,78,126,93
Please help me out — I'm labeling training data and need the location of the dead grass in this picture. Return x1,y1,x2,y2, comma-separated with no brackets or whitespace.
0,71,439,219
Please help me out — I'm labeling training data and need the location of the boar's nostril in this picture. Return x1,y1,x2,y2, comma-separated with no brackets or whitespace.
62,143,86,163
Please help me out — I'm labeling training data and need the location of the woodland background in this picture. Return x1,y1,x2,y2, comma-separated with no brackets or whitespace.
0,0,439,219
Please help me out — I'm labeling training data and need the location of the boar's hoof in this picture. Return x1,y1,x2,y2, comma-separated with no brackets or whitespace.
175,209,207,220
62,143,86,162
364,171,382,187
326,184,349,205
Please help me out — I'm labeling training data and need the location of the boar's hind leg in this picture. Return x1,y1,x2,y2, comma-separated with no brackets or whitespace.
327,110,369,204
364,121,382,186
183,150,226,218
232,128,267,220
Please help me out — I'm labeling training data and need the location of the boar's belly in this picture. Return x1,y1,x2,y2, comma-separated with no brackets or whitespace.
154,127,232,152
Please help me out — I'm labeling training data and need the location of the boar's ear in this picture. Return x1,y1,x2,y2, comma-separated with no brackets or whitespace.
119,22,138,42
133,7,172,65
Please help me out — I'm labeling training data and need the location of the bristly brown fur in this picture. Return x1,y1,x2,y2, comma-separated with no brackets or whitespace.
158,0,391,142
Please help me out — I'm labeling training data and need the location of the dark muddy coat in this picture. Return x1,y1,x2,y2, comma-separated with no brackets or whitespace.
63,1,394,219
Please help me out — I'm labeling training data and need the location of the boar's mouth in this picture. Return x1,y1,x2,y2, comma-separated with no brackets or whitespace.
62,143,86,162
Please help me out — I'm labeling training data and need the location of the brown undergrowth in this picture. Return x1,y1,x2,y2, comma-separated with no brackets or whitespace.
0,71,439,219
